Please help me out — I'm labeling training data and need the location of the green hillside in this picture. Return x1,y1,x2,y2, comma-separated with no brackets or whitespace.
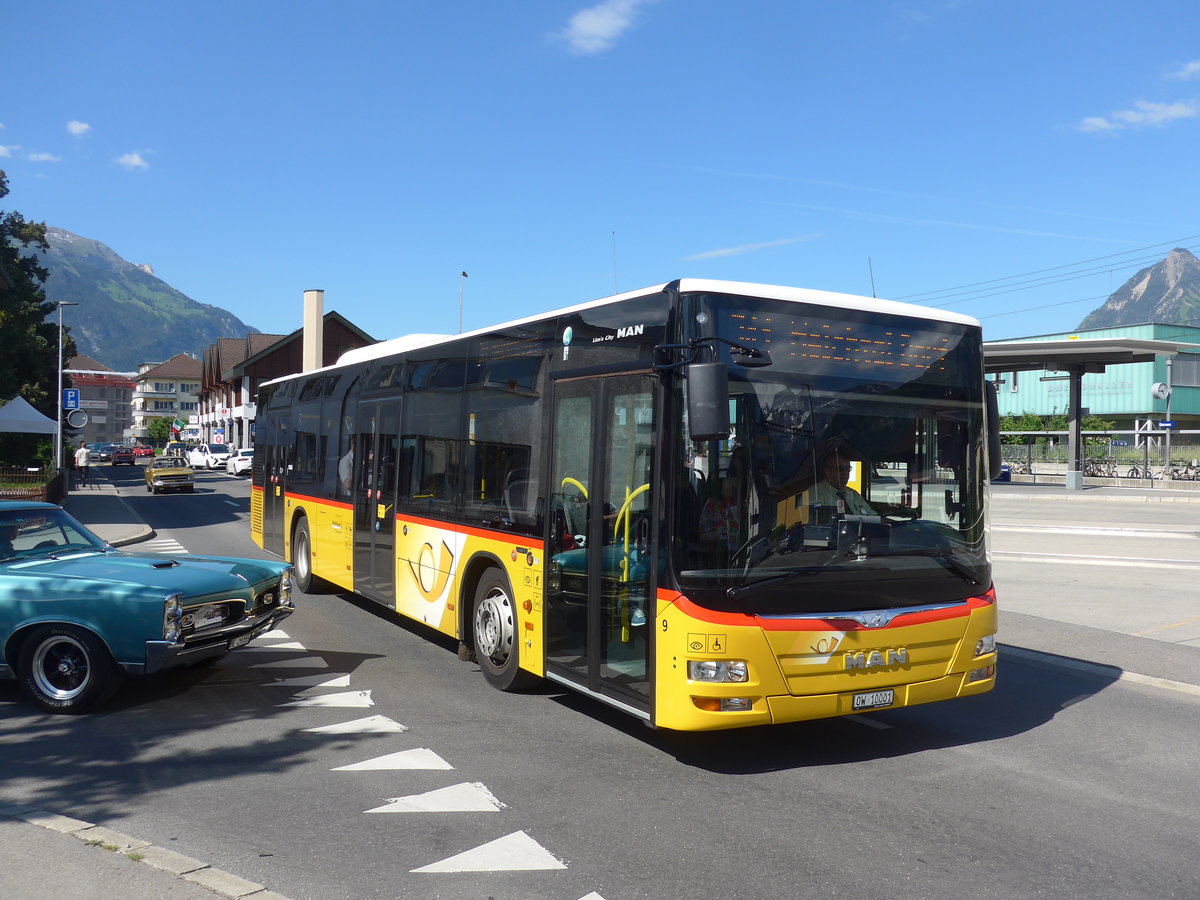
37,227,256,371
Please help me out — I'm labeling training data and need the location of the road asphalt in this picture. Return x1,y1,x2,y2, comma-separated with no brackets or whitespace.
2,471,1198,900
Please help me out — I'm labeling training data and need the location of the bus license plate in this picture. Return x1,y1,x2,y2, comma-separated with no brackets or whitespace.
853,689,894,710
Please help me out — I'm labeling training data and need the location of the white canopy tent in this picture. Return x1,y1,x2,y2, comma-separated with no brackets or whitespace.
0,396,58,434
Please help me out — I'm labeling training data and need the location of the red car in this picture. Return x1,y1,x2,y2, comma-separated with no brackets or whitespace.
132,445,154,458
110,446,137,466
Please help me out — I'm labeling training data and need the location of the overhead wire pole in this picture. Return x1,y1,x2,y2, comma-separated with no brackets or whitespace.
458,271,468,333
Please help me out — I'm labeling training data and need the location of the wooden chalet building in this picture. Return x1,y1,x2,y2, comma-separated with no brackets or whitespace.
197,312,375,448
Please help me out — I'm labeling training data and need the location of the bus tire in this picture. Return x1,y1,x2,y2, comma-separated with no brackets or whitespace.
292,518,330,593
17,624,121,713
472,570,535,692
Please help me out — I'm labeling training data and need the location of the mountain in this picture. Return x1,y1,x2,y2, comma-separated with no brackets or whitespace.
1077,247,1200,330
35,227,257,371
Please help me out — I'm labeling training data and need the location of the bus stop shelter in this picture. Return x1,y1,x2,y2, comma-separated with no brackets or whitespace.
983,337,1197,490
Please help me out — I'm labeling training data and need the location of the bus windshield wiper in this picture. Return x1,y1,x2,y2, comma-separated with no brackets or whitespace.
872,547,982,586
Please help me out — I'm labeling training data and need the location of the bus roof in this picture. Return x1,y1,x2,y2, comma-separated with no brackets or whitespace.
263,278,981,387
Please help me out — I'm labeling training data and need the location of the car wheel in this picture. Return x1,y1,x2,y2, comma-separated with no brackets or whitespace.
472,570,537,691
291,518,330,593
17,624,121,713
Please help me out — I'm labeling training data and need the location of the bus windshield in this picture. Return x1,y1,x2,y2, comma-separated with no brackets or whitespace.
673,292,989,616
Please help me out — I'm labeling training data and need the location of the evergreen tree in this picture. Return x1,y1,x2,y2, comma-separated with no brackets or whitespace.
0,170,77,466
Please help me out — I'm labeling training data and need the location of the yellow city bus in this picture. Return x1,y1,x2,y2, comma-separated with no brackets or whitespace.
251,279,1001,731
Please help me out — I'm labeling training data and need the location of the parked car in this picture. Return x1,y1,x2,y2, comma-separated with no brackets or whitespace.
186,443,232,470
109,446,136,466
86,442,119,462
131,445,155,458
0,500,294,712
145,456,194,493
226,448,254,476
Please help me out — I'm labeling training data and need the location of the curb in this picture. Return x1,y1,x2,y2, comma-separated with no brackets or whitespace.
0,803,292,900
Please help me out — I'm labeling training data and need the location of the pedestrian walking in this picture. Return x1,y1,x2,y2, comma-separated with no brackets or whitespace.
74,442,91,487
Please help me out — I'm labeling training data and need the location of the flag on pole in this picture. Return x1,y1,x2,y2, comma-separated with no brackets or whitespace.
171,418,183,435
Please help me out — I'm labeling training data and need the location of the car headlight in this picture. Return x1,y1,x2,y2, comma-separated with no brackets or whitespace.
279,567,294,606
687,660,749,683
163,593,184,642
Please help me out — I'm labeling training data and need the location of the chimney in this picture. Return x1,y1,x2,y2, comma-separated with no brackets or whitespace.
303,289,324,372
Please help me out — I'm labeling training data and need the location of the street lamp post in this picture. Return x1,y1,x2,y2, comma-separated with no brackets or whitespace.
55,301,79,472
458,271,468,333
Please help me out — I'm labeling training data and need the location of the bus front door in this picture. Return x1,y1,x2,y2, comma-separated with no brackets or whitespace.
261,440,288,557
352,401,400,606
545,373,655,713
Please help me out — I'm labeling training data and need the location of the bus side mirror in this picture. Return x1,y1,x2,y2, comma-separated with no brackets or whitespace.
986,381,1003,479
687,362,730,442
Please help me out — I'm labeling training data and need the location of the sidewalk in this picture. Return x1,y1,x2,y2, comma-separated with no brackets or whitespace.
59,470,155,547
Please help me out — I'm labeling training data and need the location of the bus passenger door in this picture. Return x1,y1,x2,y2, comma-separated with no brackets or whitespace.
261,440,288,557
352,401,400,605
545,373,656,711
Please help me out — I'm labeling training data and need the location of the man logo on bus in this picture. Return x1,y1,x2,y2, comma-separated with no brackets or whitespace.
408,540,454,602
844,647,909,670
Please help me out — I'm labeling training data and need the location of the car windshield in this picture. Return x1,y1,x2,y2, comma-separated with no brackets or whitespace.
0,507,108,562
153,457,186,468
670,291,989,617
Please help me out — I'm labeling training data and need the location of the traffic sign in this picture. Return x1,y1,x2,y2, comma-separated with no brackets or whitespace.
63,388,80,410
1158,421,1176,429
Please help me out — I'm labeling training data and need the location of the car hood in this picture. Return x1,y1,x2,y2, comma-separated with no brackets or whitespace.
1,551,278,601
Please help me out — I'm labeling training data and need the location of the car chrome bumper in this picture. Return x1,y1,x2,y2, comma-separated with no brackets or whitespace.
134,601,295,675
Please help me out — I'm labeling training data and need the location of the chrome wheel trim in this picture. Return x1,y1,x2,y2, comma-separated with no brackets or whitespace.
475,586,514,663
32,634,90,701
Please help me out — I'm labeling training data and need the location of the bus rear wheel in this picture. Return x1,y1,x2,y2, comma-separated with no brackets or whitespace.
472,571,535,691
292,519,330,593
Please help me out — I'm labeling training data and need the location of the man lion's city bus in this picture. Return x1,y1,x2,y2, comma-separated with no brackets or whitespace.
251,279,1001,731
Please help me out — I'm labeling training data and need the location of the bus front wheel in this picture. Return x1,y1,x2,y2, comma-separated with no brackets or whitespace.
472,571,535,692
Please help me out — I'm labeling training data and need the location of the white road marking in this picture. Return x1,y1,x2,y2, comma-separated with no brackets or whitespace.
333,748,453,771
245,656,328,669
991,551,1200,570
279,690,373,708
140,538,188,554
1002,646,1200,697
365,782,504,813
304,715,408,734
265,673,351,689
257,629,291,640
410,830,567,873
241,641,307,651
991,524,1195,539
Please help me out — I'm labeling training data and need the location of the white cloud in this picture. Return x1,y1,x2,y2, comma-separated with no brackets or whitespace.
560,0,654,55
28,152,62,162
67,120,91,136
0,145,14,158
116,151,150,170
684,235,820,261
1166,61,1200,81
1075,99,1199,133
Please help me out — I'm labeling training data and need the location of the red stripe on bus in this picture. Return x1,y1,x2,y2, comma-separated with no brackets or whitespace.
662,587,995,631
283,491,353,511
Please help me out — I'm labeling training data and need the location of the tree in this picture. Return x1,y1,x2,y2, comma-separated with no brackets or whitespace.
0,170,77,466
146,416,173,445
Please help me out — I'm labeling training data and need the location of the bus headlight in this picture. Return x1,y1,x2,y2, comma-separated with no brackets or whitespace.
974,634,996,657
688,660,749,683
163,594,184,642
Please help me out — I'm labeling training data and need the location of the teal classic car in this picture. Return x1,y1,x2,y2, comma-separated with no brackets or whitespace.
0,500,294,713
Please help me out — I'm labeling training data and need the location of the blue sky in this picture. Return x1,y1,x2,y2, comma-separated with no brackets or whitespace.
4,0,1200,345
